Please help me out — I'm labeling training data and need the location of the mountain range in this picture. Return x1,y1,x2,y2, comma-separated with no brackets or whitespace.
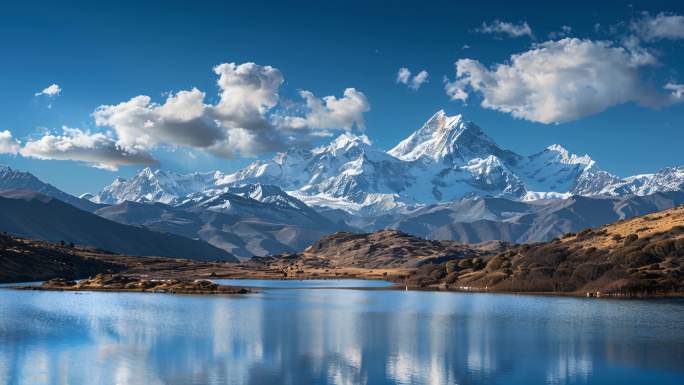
1,110,683,259
89,110,684,214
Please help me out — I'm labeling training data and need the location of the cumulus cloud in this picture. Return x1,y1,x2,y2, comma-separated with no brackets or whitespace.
631,12,684,41
396,68,411,85
410,70,429,90
477,20,534,39
93,88,221,153
17,62,370,169
0,130,20,154
91,62,370,159
20,127,157,171
395,67,429,90
277,88,370,132
212,62,283,128
35,84,62,97
445,38,679,124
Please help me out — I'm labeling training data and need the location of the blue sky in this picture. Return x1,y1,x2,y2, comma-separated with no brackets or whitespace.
1,0,683,195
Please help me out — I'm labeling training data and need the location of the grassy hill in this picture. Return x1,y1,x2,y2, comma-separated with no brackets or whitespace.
406,205,684,297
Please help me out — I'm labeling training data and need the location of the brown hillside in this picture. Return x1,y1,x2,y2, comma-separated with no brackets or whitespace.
0,233,124,283
408,205,684,297
300,230,507,268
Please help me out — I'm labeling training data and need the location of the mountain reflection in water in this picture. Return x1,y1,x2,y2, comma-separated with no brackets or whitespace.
0,280,683,385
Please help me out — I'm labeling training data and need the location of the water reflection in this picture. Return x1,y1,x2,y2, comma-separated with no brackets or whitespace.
0,282,683,385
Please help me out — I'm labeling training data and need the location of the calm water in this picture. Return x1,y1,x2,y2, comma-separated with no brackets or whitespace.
1,280,683,385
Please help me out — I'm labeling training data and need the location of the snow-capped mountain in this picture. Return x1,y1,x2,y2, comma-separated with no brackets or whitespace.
89,110,684,216
388,111,517,164
598,166,684,196
0,165,99,212
91,168,226,204
95,183,353,258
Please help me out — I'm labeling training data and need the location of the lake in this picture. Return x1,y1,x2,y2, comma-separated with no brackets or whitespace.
1,279,683,385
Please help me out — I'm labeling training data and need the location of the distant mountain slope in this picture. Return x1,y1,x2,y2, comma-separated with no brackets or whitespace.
0,190,237,262
391,191,684,243
95,185,356,258
0,165,100,212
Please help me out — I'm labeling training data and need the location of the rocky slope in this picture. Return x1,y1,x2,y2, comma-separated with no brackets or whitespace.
0,166,353,258
0,190,237,262
408,205,684,297
248,229,507,269
95,185,354,258
34,275,249,294
391,191,684,243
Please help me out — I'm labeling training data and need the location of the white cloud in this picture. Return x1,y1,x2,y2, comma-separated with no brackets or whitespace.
445,38,679,124
0,130,20,154
410,70,429,90
444,77,469,102
20,127,157,171
35,84,62,97
396,67,411,84
15,62,371,169
631,12,684,41
396,67,429,90
92,62,370,159
477,20,534,39
212,62,283,128
665,83,684,99
278,88,370,132
93,88,221,153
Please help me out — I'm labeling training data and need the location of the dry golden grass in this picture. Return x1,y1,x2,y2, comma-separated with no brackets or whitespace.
562,205,684,249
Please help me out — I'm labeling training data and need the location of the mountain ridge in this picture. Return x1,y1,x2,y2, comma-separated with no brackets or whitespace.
89,110,684,216
0,189,238,262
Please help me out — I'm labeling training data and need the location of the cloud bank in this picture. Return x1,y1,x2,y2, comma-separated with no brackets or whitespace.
445,38,681,124
8,62,370,170
20,127,158,171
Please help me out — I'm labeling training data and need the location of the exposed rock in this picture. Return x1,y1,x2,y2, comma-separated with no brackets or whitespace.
35,274,249,294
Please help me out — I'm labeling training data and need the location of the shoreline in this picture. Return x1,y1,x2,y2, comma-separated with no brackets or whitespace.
9,273,684,300
14,275,251,295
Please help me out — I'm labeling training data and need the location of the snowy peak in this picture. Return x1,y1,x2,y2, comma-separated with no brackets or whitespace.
224,183,310,210
91,167,226,204
388,110,501,163
601,166,684,196
542,144,595,168
319,132,372,155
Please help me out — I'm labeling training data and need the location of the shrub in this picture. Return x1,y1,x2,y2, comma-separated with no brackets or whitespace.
624,234,639,245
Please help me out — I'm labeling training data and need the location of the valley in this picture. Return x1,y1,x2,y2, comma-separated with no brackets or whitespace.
1,111,684,298
3,204,684,298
